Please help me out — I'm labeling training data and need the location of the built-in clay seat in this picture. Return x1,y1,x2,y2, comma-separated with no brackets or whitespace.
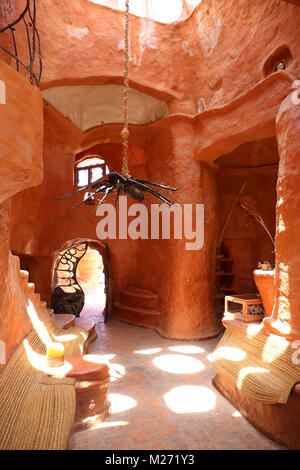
53,313,97,350
0,315,110,449
212,323,300,404
62,356,110,431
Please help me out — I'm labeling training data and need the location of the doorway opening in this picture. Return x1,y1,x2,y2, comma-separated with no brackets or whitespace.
214,137,278,317
76,246,106,323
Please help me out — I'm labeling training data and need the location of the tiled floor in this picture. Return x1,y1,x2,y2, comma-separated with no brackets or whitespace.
68,319,283,450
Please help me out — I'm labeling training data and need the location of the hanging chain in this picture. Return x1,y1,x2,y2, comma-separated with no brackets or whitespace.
121,0,131,178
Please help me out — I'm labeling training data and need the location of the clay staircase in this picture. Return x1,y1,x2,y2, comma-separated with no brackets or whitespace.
15,255,96,341
113,286,160,329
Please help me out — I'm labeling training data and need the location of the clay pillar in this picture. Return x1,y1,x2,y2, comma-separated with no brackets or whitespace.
263,85,300,340
147,120,221,340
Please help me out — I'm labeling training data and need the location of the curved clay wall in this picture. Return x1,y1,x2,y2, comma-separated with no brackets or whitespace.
0,60,43,368
8,0,300,341
12,0,300,113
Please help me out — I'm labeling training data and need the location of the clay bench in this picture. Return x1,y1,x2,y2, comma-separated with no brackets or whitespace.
64,355,110,432
212,322,300,404
52,313,97,352
0,315,110,449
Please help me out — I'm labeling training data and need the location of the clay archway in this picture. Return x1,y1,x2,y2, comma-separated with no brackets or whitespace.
51,238,112,321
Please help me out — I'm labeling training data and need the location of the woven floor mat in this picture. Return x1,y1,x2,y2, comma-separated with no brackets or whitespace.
212,324,300,404
0,316,88,449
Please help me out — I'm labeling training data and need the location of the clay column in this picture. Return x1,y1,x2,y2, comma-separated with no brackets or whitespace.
263,84,300,340
147,120,221,340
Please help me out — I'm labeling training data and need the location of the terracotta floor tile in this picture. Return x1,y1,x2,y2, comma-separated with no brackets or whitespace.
69,319,285,451
130,427,158,445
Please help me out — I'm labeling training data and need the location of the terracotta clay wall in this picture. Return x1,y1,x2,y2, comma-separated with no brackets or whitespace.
8,0,300,341
0,58,43,368
11,0,299,115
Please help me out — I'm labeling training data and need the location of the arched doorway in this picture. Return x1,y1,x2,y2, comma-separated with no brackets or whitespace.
51,239,112,323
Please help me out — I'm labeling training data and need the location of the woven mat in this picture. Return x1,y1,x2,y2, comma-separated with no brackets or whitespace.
212,324,300,404
0,317,88,449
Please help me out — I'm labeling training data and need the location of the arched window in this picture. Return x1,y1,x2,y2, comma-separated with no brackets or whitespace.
75,156,109,187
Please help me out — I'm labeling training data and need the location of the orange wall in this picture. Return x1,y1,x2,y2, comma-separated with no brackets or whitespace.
8,0,300,340
18,0,300,115
0,59,43,366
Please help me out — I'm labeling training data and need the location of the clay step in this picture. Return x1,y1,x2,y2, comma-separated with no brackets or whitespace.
120,287,158,310
54,314,76,330
19,270,29,287
20,269,29,278
27,282,35,294
40,300,47,309
113,302,160,329
33,292,41,304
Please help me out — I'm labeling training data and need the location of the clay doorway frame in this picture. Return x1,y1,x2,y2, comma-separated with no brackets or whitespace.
51,238,113,322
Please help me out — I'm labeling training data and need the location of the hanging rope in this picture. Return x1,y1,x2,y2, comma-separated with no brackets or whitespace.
121,0,131,178
58,0,180,209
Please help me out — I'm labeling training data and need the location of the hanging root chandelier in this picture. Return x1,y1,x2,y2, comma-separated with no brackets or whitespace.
58,0,180,209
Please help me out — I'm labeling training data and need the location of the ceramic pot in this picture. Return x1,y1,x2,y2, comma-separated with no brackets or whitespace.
253,269,275,317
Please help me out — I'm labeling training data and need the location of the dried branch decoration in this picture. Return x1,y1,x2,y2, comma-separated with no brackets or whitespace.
240,201,275,247
217,181,247,251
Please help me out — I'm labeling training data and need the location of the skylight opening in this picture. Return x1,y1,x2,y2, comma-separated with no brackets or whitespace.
88,0,202,24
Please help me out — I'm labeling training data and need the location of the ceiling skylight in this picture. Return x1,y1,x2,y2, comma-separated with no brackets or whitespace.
88,0,202,24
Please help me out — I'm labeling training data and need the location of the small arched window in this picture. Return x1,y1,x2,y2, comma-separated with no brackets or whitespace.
75,156,109,187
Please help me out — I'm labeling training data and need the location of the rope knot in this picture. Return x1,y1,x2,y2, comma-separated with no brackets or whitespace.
121,128,129,140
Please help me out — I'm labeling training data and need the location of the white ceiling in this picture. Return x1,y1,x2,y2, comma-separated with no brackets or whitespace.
42,84,168,132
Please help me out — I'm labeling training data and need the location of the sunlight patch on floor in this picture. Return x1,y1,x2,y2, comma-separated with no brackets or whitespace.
153,354,205,374
134,347,162,355
90,420,129,431
109,393,137,413
164,385,216,413
109,363,126,379
168,345,205,354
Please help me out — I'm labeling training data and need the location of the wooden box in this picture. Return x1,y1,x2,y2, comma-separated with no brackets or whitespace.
224,294,265,322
